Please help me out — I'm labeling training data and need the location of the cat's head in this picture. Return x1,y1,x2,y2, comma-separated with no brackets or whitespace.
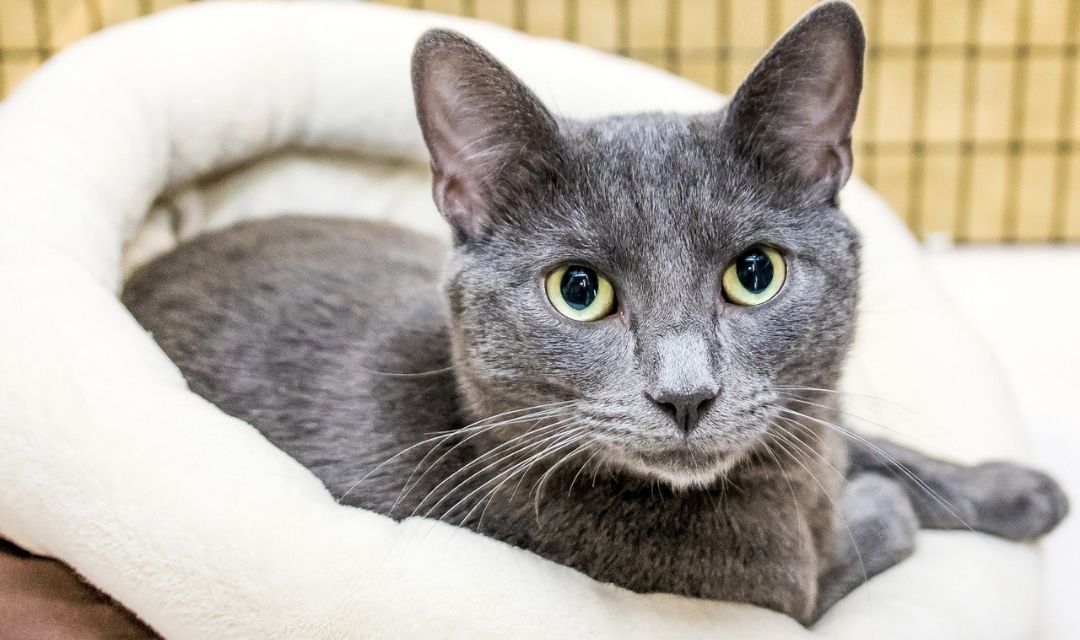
412,2,864,488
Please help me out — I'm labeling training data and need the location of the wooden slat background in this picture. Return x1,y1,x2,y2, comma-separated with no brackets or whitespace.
3,0,1078,243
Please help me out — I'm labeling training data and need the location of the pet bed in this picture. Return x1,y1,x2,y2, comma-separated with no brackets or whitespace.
0,2,1044,638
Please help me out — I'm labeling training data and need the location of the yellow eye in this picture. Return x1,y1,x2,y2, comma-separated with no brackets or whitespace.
722,246,786,306
545,264,616,321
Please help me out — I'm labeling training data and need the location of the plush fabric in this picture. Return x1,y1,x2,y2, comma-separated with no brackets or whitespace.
0,2,1043,638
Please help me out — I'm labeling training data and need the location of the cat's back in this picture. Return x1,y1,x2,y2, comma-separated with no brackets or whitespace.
123,216,448,375
123,216,447,326
122,216,459,500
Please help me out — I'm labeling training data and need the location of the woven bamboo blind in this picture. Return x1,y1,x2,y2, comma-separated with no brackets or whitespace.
3,0,1079,242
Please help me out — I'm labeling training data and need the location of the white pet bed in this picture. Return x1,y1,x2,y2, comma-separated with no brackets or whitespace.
0,2,1043,638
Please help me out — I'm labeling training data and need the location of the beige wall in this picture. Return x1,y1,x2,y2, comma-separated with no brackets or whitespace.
4,0,1078,242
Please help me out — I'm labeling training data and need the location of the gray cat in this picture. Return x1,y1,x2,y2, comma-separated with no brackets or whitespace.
122,3,1066,625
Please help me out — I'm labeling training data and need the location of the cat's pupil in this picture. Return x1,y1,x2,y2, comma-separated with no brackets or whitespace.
736,249,774,294
560,266,599,310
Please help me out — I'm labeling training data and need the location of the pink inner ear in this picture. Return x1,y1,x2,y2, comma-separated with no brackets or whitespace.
419,62,506,236
413,31,561,239
432,166,488,240
796,73,856,192
425,68,488,175
807,64,856,139
783,35,859,191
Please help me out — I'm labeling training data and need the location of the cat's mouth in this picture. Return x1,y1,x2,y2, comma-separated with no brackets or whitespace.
635,447,722,468
612,442,748,490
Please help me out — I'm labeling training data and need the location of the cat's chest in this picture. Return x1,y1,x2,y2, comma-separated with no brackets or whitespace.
454,467,817,601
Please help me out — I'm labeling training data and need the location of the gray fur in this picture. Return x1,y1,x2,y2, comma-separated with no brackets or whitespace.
815,474,918,616
121,2,1066,625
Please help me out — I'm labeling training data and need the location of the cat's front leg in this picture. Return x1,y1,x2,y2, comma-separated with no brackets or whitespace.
847,436,1068,541
813,473,918,621
704,463,838,626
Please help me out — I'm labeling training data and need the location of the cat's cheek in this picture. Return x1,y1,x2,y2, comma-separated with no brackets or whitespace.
718,311,802,376
527,323,633,393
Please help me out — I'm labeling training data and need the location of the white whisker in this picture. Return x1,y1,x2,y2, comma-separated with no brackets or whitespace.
437,427,590,524
417,422,584,519
773,404,974,532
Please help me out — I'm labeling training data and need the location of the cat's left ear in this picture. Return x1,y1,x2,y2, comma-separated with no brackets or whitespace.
412,30,562,242
724,2,865,203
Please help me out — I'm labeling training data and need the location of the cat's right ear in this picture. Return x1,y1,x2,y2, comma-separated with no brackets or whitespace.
723,2,865,204
412,30,562,242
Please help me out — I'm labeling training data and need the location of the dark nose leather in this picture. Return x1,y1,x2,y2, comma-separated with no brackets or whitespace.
646,387,718,434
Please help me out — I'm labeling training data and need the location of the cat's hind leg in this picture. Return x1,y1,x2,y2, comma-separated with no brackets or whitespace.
847,436,1068,541
813,473,918,622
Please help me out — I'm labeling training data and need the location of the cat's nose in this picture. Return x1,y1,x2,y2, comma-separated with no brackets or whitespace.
646,387,718,435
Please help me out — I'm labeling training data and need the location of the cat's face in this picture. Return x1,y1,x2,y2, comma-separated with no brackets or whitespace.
414,2,864,488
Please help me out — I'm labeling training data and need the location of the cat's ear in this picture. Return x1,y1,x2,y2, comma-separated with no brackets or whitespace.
412,30,562,241
724,2,864,203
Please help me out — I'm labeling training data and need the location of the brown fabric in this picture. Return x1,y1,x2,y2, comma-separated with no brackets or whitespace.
0,539,158,639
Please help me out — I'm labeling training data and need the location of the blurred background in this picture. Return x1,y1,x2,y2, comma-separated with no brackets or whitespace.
4,0,1080,244
1,0,1076,636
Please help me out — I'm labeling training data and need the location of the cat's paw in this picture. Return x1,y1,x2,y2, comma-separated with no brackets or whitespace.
966,461,1069,541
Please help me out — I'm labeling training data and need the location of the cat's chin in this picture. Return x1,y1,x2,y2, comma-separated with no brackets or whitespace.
607,444,749,491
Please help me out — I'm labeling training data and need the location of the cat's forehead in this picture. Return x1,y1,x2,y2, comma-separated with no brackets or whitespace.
556,113,798,254
566,113,719,181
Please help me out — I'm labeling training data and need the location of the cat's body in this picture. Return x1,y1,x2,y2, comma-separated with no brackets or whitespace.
123,215,1062,623
122,3,1067,625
